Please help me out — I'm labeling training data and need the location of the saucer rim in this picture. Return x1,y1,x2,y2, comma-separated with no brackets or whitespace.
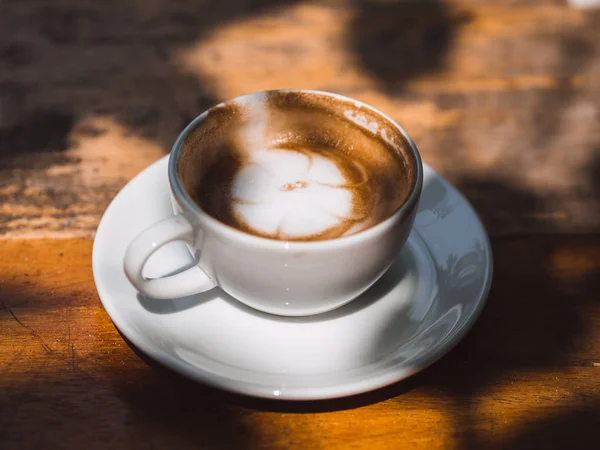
92,156,493,400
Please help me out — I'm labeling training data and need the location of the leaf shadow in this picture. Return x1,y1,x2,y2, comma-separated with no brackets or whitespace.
348,0,472,94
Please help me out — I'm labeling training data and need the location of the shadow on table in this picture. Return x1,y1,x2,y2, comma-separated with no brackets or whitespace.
2,0,600,448
348,0,471,94
0,0,305,171
491,402,600,449
0,0,464,169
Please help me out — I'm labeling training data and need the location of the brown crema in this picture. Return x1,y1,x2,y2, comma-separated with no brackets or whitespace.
177,91,417,241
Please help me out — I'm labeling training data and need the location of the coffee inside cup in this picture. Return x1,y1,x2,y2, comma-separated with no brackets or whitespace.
176,91,417,241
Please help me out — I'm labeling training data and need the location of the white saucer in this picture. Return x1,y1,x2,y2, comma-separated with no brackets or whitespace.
92,156,492,400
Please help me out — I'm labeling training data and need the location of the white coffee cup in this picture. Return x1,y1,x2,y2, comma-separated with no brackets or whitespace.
123,90,423,316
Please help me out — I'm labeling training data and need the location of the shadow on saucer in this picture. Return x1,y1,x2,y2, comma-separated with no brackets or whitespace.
137,292,214,315
136,261,217,314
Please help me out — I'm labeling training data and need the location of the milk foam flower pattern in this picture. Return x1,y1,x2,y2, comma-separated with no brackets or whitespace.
232,149,355,239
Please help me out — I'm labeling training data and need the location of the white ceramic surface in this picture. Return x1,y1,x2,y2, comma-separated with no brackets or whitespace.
123,90,423,316
92,156,492,400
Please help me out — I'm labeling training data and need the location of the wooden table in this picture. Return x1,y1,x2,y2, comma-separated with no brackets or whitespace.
1,1,599,448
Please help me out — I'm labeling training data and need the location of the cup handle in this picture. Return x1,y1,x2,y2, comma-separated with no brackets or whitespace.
123,214,216,299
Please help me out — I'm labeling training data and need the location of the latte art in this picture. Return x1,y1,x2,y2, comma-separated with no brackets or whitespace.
232,148,367,239
178,90,416,242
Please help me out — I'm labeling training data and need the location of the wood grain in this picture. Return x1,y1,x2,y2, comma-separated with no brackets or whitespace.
1,0,600,238
1,237,599,449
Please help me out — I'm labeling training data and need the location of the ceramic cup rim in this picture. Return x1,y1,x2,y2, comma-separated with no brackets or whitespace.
168,89,423,251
